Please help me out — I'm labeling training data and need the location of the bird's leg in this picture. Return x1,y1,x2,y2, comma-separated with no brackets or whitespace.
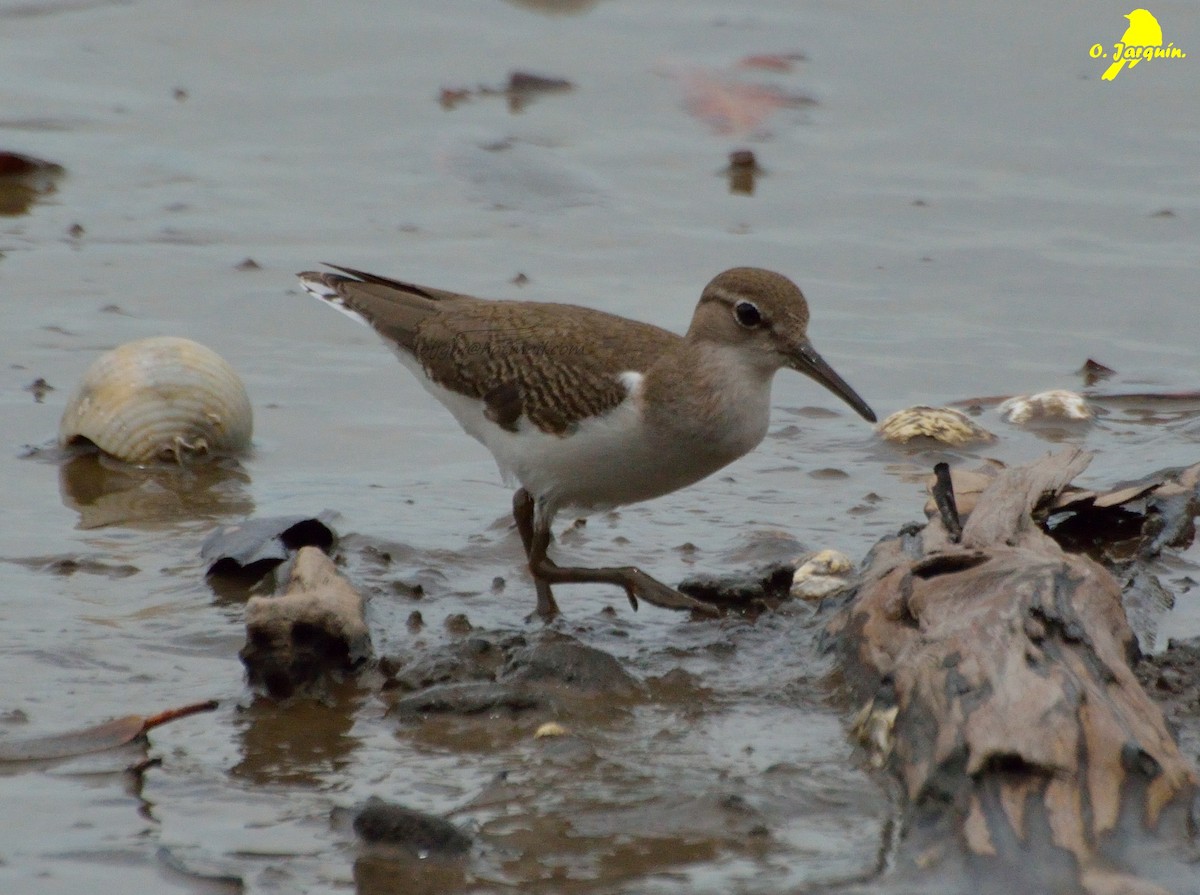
512,488,559,619
525,509,720,617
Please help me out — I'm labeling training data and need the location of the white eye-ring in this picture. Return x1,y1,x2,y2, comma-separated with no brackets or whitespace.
734,300,763,328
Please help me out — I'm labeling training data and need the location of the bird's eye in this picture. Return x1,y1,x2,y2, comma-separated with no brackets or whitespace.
734,301,763,329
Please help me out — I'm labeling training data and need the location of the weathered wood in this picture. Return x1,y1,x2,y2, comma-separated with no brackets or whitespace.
241,547,372,699
832,448,1199,893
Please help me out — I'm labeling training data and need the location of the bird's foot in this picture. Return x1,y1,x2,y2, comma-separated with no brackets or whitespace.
529,557,721,618
620,569,721,617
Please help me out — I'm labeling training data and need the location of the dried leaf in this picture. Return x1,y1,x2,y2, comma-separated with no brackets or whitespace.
0,700,217,762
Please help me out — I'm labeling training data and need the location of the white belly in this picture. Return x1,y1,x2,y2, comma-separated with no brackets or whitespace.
395,352,772,518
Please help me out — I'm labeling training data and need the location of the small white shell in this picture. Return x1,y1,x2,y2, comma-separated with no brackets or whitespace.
850,698,898,769
999,390,1092,425
790,549,855,600
59,336,252,464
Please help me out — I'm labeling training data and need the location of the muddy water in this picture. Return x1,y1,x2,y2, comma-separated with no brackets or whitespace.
2,0,1198,892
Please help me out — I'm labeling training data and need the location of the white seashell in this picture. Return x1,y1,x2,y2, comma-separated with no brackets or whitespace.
875,405,996,447
59,336,253,464
790,549,855,600
850,698,898,768
999,390,1092,425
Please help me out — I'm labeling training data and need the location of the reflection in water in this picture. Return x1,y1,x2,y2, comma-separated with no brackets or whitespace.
58,450,254,530
1096,392,1200,429
353,850,468,895
503,0,603,14
231,683,364,786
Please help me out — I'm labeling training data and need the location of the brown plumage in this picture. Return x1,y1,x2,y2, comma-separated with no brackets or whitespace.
302,265,679,435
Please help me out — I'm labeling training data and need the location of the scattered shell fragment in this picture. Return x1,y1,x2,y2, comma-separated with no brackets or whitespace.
998,389,1092,425
876,406,996,447
850,698,898,768
59,336,252,464
791,549,854,600
534,722,569,739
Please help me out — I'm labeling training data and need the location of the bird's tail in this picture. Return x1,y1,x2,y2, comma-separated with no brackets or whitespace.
298,269,441,349
1101,59,1125,80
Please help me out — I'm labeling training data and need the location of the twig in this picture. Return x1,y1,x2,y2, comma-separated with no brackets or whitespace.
932,462,963,543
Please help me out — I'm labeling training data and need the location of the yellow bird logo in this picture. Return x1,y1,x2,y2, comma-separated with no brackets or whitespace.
1102,9,1163,80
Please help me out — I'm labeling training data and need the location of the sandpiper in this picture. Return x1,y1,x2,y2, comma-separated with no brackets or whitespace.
299,266,876,618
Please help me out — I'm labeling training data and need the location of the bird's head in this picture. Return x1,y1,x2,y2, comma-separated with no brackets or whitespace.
687,267,876,422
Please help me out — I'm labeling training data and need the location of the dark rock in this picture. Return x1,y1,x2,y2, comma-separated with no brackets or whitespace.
387,632,524,692
502,632,641,696
678,562,795,612
386,632,640,722
0,151,65,216
389,681,545,719
390,638,509,691
0,150,61,177
353,796,471,857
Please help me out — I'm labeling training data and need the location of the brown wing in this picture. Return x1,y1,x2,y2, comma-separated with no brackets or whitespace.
413,299,681,434
302,268,682,435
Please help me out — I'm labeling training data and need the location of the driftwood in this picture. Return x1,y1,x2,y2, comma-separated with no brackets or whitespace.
831,448,1199,894
241,547,372,699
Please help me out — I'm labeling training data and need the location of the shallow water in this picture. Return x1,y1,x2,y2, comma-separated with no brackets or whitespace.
1,0,1198,892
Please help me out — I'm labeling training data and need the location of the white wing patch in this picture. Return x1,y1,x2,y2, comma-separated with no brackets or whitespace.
617,370,645,398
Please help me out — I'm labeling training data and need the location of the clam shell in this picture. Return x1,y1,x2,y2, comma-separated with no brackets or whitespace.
790,548,854,600
59,336,253,464
876,405,996,447
998,389,1092,425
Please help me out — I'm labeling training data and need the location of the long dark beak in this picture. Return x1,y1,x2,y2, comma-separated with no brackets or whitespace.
787,339,876,423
